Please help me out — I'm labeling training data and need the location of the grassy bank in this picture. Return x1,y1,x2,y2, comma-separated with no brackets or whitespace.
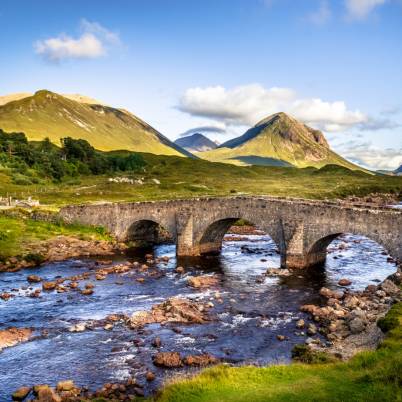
0,210,111,261
1,153,401,207
153,301,402,402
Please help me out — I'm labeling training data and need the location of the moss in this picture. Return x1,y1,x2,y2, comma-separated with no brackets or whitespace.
291,344,338,364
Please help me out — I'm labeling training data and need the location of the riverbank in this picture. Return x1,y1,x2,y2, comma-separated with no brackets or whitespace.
153,296,402,402
0,209,124,272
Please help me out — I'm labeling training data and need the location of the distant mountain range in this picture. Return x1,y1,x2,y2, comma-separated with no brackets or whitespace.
0,90,191,157
197,112,363,170
174,133,219,152
377,165,402,176
0,91,370,171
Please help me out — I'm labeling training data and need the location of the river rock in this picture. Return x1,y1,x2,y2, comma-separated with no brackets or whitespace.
338,278,352,286
187,275,220,288
153,352,182,368
12,386,31,401
380,279,400,296
348,317,365,334
307,323,317,335
81,288,93,296
175,266,185,274
27,275,42,283
183,353,219,366
151,336,162,348
69,323,86,332
36,386,61,402
266,268,291,277
129,297,209,328
319,287,343,299
0,292,12,301
0,327,32,351
42,281,56,291
296,319,305,329
146,371,156,381
56,380,75,392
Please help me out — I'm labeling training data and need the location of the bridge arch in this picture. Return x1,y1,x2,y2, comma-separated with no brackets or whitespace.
304,230,397,268
194,214,282,256
122,213,176,246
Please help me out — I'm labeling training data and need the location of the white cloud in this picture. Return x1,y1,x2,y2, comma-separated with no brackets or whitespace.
335,140,402,170
178,84,368,132
308,1,331,25
179,123,227,137
345,0,388,20
35,19,120,62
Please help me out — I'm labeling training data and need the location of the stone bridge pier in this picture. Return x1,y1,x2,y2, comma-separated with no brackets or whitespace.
59,197,402,269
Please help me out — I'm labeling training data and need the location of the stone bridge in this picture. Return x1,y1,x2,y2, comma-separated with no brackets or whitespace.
59,196,402,269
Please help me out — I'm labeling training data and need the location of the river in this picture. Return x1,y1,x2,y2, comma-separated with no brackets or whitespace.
0,233,397,399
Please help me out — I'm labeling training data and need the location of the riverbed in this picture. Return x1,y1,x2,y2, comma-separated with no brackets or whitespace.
0,233,397,399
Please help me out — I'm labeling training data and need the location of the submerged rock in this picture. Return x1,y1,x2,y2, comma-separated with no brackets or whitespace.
266,268,291,277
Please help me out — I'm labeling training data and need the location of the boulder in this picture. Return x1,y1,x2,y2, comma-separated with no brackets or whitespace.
380,280,400,296
349,317,365,334
12,386,31,401
183,353,219,366
129,297,209,328
36,387,61,402
0,327,32,351
146,371,156,381
42,282,56,291
266,268,291,277
153,352,182,368
338,278,352,287
187,275,220,288
56,380,75,392
27,275,42,283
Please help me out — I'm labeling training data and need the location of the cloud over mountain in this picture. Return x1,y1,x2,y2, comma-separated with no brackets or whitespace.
178,84,368,132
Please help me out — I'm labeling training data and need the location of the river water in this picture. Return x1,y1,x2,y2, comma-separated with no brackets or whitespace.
0,233,397,399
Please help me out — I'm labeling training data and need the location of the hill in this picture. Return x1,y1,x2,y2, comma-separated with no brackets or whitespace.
175,133,218,152
0,90,192,157
198,112,364,170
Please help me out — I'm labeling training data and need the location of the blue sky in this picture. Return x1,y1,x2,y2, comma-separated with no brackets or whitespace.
1,0,401,169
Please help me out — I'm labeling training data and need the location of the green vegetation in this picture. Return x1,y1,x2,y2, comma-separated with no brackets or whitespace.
0,129,145,183
151,301,402,402
1,150,400,207
0,90,189,156
0,209,112,261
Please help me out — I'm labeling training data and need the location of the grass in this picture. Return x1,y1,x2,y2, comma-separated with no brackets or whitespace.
151,301,402,402
0,209,112,261
1,153,401,208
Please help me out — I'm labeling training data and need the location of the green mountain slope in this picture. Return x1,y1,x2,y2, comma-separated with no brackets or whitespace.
0,90,192,157
198,112,363,170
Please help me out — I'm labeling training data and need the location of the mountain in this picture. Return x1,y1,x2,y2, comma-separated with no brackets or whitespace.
0,90,192,157
175,133,219,152
198,112,364,170
395,165,402,175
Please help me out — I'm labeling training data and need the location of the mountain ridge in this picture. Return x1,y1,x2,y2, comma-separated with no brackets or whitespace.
0,90,192,157
175,133,218,152
198,112,365,171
